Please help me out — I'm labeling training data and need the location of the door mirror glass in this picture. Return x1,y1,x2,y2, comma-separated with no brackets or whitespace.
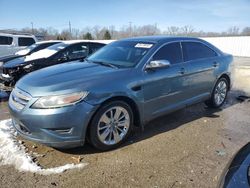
145,60,171,70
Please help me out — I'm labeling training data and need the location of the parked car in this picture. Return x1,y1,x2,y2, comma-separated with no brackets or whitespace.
218,143,250,188
8,36,233,150
0,33,37,57
0,40,61,73
1,40,111,86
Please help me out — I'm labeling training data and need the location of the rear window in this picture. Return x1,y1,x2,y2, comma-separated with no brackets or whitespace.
0,36,13,45
182,42,217,61
18,37,35,46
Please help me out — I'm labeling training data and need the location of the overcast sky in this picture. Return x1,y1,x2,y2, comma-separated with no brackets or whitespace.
0,0,249,32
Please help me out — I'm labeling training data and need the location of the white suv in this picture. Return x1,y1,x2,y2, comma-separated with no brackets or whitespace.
0,33,37,57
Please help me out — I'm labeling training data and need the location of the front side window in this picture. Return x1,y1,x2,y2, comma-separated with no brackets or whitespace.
89,43,105,54
0,36,13,45
87,41,154,68
18,37,35,46
182,42,217,61
152,42,182,64
65,44,89,60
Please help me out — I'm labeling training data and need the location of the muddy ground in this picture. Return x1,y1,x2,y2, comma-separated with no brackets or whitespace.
0,57,250,188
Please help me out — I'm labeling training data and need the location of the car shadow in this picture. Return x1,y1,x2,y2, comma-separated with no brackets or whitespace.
60,89,247,155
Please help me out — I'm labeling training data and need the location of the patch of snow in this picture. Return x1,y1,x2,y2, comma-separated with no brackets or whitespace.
0,119,87,175
24,49,57,62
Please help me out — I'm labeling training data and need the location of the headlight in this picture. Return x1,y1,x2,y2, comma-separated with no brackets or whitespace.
31,92,88,109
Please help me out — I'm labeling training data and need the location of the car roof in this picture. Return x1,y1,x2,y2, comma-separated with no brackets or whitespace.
35,40,62,44
0,32,36,38
120,35,205,43
60,40,115,45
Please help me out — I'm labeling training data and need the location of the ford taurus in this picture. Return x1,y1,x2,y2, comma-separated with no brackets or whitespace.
8,36,233,150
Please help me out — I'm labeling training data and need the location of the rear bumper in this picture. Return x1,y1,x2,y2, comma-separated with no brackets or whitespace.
9,100,98,148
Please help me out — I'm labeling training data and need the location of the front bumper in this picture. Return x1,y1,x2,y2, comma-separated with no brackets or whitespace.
9,96,98,148
0,73,14,86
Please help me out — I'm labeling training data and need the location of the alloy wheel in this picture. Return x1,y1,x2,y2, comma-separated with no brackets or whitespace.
214,80,227,106
97,106,130,145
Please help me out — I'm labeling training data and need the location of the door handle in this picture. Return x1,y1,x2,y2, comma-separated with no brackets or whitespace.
178,68,185,75
213,62,218,67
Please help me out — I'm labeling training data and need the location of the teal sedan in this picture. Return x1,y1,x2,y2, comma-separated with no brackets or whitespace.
8,36,233,150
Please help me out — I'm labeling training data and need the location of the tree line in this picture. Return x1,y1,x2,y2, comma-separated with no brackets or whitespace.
2,25,250,40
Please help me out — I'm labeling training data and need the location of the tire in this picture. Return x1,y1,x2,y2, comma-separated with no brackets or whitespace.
205,77,229,108
89,101,133,151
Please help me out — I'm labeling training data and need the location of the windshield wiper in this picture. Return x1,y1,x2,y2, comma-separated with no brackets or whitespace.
85,59,119,69
90,61,119,69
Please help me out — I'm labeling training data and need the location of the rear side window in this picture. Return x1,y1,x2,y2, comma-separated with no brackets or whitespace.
66,43,89,60
182,42,217,61
18,37,35,46
153,42,182,64
0,36,13,45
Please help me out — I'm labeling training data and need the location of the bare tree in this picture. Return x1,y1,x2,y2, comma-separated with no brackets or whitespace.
181,25,195,36
165,26,180,36
241,27,250,36
227,26,240,36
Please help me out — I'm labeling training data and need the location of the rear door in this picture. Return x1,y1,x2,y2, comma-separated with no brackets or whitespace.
143,42,190,119
181,41,219,102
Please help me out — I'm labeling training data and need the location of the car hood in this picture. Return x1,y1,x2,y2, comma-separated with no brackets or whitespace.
16,61,127,97
3,56,42,68
0,54,22,63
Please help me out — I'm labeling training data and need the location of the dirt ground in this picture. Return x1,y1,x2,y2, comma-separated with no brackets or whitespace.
0,57,250,188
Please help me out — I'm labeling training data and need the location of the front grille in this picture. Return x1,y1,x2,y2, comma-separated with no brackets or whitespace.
9,88,32,110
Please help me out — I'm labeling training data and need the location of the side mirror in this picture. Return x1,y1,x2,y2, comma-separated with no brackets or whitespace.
145,60,171,70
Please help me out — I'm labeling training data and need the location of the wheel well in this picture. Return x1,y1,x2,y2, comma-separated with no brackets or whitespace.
219,74,231,89
86,96,141,140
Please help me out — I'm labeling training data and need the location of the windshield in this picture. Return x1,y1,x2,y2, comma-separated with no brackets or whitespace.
87,41,154,68
15,43,39,55
46,42,68,52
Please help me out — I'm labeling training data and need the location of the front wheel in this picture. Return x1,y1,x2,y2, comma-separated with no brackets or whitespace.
205,77,229,108
89,101,133,151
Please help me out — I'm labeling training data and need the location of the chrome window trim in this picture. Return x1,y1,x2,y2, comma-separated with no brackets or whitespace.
142,39,221,71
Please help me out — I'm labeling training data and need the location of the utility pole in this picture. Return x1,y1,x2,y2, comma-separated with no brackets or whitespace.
31,22,34,34
69,21,72,39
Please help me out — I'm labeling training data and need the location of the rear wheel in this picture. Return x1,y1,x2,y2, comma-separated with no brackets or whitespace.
205,77,229,108
89,101,133,151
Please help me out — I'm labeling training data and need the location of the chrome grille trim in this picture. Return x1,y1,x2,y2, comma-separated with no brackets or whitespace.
9,88,32,111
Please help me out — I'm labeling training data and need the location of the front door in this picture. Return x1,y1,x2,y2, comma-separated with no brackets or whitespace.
143,42,190,120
